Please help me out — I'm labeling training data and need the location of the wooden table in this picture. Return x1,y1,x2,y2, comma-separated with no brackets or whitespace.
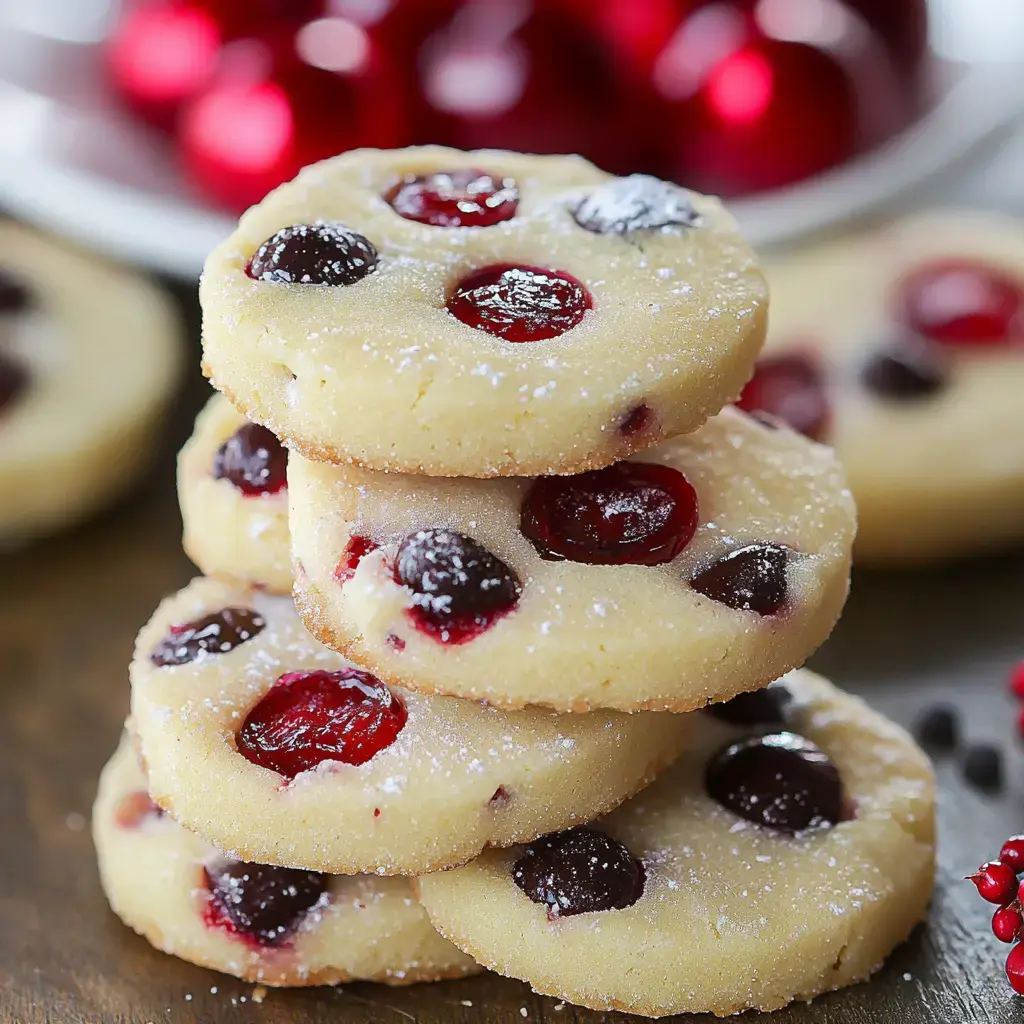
2,298,1023,1023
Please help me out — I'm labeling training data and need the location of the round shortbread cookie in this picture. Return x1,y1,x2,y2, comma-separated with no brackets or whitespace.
200,145,767,478
94,735,478,986
129,577,693,874
289,406,856,712
745,210,1024,563
178,394,291,593
416,669,935,1017
0,224,182,541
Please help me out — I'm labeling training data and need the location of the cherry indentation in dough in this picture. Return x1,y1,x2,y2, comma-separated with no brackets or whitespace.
384,169,519,228
489,786,511,809
246,222,379,286
521,462,698,566
0,352,30,418
619,403,653,438
512,826,645,918
333,535,379,584
213,423,287,496
689,543,790,616
708,681,793,727
896,259,1024,346
236,669,407,779
150,607,266,666
395,528,521,644
572,174,699,235
113,791,165,829
204,860,328,947
736,353,830,441
446,264,591,342
0,268,33,312
861,339,950,400
705,732,844,833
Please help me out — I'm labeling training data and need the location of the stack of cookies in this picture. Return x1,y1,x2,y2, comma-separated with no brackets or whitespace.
94,147,936,1016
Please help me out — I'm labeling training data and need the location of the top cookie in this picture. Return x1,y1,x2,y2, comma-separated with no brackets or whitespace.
201,146,767,477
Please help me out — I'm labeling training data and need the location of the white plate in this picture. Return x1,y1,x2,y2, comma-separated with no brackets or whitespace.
0,0,1022,276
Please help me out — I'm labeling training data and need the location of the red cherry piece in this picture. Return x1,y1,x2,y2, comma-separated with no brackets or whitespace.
247,223,378,285
619,403,653,438
1002,837,1024,874
204,859,327,947
214,423,287,496
736,353,829,441
236,669,407,779
1010,662,1024,700
993,904,1023,944
384,169,519,228
897,260,1024,346
395,529,522,644
573,174,699,235
1007,942,1024,995
521,462,699,566
150,608,266,666
0,352,30,419
114,791,165,830
446,265,591,343
967,861,1018,905
333,535,379,584
689,543,790,616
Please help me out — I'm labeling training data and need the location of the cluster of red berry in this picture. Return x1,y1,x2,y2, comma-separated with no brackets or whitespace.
107,0,928,212
968,837,1024,993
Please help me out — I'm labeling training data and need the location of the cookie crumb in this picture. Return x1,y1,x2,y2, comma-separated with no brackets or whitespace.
252,986,267,1004
209,987,217,995
554,1003,566,1011
184,994,192,1002
520,1009,529,1019
903,972,913,981
460,1000,473,1007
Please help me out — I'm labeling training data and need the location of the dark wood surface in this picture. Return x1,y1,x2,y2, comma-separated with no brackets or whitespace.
2,293,1023,1024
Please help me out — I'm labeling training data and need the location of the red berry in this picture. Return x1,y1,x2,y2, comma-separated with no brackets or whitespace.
896,260,1024,347
333,534,379,584
521,462,699,566
1002,837,1024,873
446,265,591,343
735,353,829,442
214,423,287,496
993,905,1023,944
967,861,1018,905
150,608,266,667
236,669,407,779
1010,662,1024,700
384,169,519,228
1007,942,1024,995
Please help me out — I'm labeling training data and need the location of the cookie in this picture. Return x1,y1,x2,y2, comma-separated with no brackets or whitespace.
289,406,856,712
0,224,182,541
741,210,1024,562
94,735,478,986
178,394,291,593
416,669,936,1017
200,145,767,477
129,577,693,874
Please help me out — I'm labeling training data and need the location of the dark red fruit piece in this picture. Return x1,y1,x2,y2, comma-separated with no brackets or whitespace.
446,265,591,343
236,669,406,779
619,403,653,437
913,705,959,752
1007,942,1024,994
214,423,287,496
736,353,829,441
150,607,265,666
1009,661,1024,700
967,861,1018,905
395,529,521,644
0,353,29,418
994,904,1024,944
114,791,165,830
1001,836,1024,874
573,174,699,235
204,859,327,946
896,260,1024,346
707,682,792,727
706,732,844,833
512,826,645,918
246,223,378,286
963,743,1003,792
521,462,698,566
0,268,32,312
689,543,790,615
333,535,378,584
861,339,949,400
384,169,519,228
